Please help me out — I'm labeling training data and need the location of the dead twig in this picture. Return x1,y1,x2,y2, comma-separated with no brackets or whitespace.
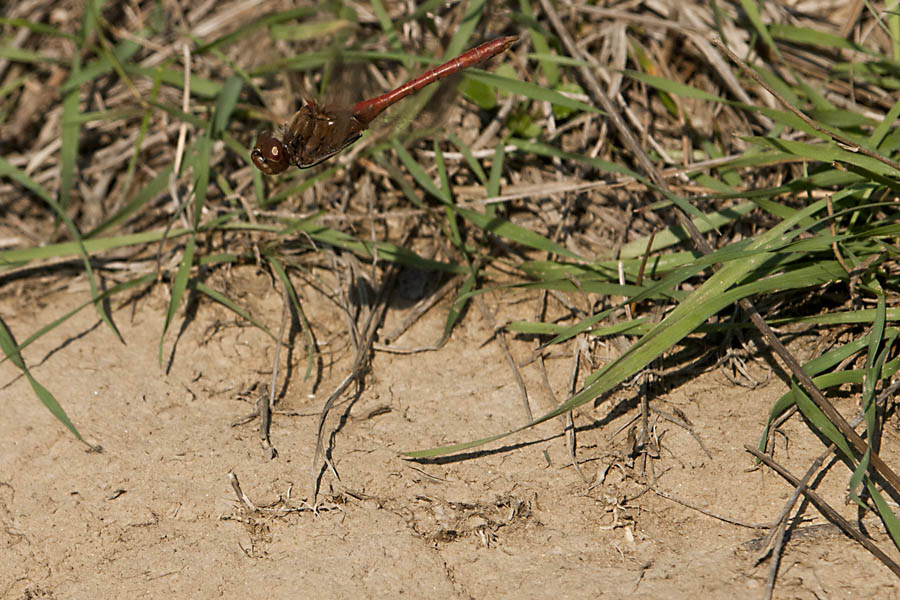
651,485,775,529
476,294,533,423
745,444,900,579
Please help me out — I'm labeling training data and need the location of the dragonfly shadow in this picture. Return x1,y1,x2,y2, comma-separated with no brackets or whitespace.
338,260,448,313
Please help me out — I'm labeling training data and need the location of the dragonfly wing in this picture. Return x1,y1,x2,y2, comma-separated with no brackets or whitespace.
292,107,366,168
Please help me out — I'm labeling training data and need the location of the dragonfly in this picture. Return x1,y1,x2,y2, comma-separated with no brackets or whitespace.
251,35,517,174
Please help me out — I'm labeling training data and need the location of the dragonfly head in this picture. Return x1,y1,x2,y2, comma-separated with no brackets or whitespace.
251,131,290,174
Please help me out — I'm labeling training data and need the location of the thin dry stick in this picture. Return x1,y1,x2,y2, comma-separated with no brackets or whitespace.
650,407,712,459
651,486,774,529
172,40,191,198
258,280,292,459
550,200,590,481
703,40,900,493
529,184,588,481
476,295,533,422
156,41,193,276
827,195,852,274
745,445,900,579
760,454,826,600
533,293,581,477
542,0,688,479
331,253,361,354
540,19,900,591
471,93,516,151
0,21,31,84
228,471,257,512
565,336,590,483
680,11,774,131
838,0,866,38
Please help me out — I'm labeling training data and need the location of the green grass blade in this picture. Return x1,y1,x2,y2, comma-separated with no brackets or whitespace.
466,71,600,115
759,349,900,451
369,0,400,52
519,0,558,86
87,165,175,238
0,227,192,269
793,382,855,459
196,7,318,53
850,294,889,507
445,271,476,339
374,156,426,209
211,74,243,138
193,281,275,340
60,38,142,93
0,317,85,442
1,274,156,365
124,63,222,99
160,235,196,365
454,205,584,260
264,165,340,206
435,140,451,204
447,132,487,185
393,140,447,202
0,157,120,340
487,142,505,200
872,98,900,148
748,137,900,179
147,99,207,128
738,0,780,59
301,224,465,273
442,0,486,59
508,316,649,337
192,132,212,224
866,479,900,551
510,138,641,178
0,17,77,39
769,23,876,54
268,257,317,381
59,69,80,211
621,203,756,258
270,19,354,42
0,46,66,65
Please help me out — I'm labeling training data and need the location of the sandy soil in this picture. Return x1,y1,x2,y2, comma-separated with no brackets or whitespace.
2,265,899,599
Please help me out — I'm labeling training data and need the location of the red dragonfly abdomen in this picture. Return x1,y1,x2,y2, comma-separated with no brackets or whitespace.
352,35,517,125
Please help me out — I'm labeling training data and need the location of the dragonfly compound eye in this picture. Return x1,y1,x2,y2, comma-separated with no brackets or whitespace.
251,131,290,174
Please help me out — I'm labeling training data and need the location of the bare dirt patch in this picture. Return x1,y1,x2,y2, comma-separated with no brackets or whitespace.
3,273,898,599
